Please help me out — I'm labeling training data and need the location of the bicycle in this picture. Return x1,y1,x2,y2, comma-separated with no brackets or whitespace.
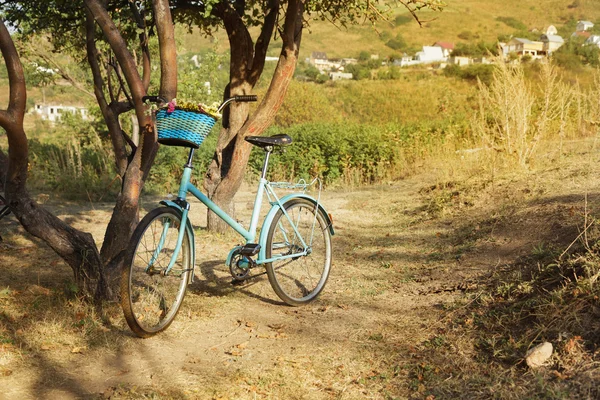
121,95,335,338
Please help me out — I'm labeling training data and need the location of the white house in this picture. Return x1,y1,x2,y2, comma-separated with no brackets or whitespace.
577,20,594,32
545,25,558,36
33,104,89,123
433,41,455,58
585,35,600,48
415,46,446,63
329,72,353,81
309,52,329,71
540,34,565,54
448,56,471,66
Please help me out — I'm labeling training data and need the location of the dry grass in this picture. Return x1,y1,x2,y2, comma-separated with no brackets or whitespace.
3,136,600,398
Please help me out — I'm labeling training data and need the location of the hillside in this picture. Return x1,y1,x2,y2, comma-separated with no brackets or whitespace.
179,0,600,59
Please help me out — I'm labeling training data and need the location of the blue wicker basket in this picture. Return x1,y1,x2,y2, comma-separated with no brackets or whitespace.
155,108,217,148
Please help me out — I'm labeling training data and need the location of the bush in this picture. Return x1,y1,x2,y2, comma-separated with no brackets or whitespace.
248,120,468,186
495,16,527,31
443,64,495,85
394,14,413,26
386,34,407,51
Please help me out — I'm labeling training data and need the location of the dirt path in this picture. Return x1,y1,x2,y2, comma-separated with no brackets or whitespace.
2,150,600,399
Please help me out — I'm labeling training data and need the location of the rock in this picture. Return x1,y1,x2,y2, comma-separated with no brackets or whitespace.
525,342,553,368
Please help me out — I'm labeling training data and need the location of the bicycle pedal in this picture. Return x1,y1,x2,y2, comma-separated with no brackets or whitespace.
239,243,261,256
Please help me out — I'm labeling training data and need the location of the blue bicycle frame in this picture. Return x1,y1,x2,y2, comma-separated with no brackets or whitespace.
156,147,334,278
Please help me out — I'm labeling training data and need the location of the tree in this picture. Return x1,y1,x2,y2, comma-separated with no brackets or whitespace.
0,0,446,301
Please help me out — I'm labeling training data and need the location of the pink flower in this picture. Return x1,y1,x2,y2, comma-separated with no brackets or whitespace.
167,100,176,114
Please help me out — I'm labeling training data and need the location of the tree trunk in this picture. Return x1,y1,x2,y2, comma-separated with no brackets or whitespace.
205,0,303,233
0,18,110,300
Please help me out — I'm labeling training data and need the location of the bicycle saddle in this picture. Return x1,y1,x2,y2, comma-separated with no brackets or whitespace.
245,134,292,148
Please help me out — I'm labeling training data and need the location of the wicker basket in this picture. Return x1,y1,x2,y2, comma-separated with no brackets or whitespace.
155,108,217,148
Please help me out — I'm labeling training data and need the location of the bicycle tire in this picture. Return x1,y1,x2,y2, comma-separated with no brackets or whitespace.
121,207,192,338
265,198,332,306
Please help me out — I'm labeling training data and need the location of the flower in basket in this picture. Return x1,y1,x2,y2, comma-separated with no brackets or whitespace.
165,99,222,120
167,99,176,113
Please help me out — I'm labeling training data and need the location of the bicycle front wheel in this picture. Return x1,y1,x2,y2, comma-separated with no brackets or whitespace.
121,207,192,338
265,198,332,306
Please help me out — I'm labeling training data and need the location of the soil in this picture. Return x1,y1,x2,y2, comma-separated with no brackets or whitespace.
2,144,600,399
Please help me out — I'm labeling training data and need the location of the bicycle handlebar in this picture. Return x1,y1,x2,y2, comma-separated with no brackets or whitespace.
233,95,258,103
142,95,167,104
143,94,258,113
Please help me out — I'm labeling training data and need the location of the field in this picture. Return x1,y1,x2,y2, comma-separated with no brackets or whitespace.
2,136,600,399
3,1,600,398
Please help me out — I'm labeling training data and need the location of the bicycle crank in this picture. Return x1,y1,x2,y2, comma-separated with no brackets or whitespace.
229,253,255,281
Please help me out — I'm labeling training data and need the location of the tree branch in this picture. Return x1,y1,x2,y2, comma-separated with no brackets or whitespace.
152,0,177,100
249,0,279,86
85,9,129,177
130,1,151,91
0,18,26,125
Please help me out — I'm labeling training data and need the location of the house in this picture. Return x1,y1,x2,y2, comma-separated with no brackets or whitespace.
572,31,592,39
393,54,419,67
433,41,455,57
309,52,330,71
585,35,600,48
503,38,544,57
540,34,564,54
576,20,594,32
415,46,446,63
545,25,558,36
329,72,353,81
33,104,88,123
448,56,471,66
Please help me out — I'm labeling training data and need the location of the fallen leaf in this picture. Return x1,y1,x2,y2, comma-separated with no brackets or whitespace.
71,346,87,354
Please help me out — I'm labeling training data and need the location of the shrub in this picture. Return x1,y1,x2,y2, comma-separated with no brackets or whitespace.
394,14,412,26
495,16,527,31
248,120,469,186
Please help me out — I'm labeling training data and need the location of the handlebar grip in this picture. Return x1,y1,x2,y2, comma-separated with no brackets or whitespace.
234,95,258,103
142,95,167,104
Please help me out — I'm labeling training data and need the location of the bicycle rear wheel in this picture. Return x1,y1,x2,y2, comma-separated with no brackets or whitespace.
265,198,332,306
121,207,192,338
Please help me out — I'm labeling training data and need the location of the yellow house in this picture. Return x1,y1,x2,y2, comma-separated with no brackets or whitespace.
504,38,544,57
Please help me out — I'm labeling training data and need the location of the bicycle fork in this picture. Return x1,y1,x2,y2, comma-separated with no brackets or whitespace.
146,208,190,277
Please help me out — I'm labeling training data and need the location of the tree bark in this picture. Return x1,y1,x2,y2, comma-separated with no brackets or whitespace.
0,18,109,300
205,0,303,233
84,0,177,291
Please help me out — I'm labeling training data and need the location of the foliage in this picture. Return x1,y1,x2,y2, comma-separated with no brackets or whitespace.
394,14,413,26
451,41,499,58
444,64,495,85
495,16,527,31
27,114,116,200
457,31,479,41
386,33,408,51
472,61,575,166
248,119,469,186
552,36,600,70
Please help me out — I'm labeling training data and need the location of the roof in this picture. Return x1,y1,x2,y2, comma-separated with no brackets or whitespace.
311,52,328,60
578,20,594,25
573,31,592,38
541,34,564,43
513,37,536,44
433,41,455,50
